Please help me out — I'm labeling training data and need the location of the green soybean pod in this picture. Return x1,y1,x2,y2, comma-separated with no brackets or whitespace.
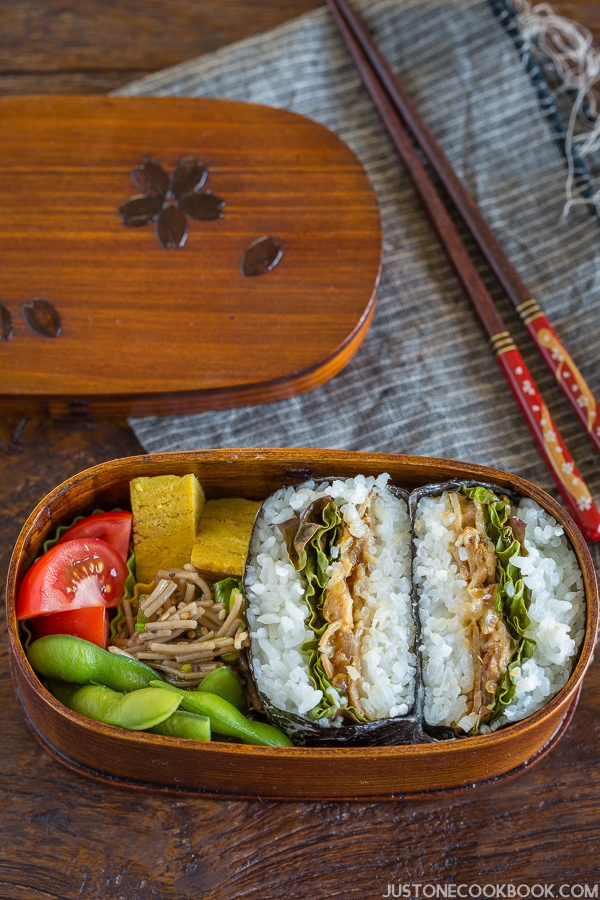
150,709,211,742
197,666,247,712
151,681,293,747
27,635,161,692
50,681,181,730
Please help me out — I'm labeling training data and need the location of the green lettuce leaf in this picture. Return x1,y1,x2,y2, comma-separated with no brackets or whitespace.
278,496,366,721
460,485,534,724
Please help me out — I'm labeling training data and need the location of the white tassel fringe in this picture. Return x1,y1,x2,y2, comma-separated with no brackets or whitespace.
513,0,600,215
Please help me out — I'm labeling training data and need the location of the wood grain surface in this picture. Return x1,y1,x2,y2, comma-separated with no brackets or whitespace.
1,3,600,899
0,95,380,417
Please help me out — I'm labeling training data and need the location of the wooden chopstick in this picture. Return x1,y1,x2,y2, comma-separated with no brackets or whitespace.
331,0,600,457
327,0,600,541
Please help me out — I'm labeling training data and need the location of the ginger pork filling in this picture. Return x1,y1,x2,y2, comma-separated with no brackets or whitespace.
318,496,376,718
248,476,584,739
246,474,416,730
448,492,513,723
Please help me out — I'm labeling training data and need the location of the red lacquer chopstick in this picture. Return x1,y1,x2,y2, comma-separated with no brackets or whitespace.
328,0,600,456
326,0,600,541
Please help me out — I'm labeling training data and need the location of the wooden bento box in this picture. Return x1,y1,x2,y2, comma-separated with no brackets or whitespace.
6,448,598,800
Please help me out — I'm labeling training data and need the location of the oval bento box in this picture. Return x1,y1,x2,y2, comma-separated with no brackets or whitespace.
6,448,599,800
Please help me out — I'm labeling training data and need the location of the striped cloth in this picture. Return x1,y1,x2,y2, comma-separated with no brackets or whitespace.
117,0,600,567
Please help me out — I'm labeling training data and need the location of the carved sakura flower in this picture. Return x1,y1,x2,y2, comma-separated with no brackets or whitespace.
118,155,225,248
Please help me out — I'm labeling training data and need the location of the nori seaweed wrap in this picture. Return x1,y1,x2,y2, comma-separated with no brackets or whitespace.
244,475,585,746
412,481,586,735
244,474,421,745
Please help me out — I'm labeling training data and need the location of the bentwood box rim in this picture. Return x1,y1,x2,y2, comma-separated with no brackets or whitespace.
6,449,598,800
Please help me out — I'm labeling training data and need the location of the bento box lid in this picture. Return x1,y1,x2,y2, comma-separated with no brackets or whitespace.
0,96,382,418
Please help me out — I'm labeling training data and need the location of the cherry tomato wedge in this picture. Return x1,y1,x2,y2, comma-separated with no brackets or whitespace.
17,538,128,620
56,511,132,562
28,607,110,649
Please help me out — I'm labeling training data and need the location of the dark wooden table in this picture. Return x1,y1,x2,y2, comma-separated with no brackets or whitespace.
1,3,599,898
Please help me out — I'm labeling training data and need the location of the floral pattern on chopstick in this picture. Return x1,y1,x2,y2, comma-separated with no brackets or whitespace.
118,155,225,249
512,361,595,514
537,326,599,435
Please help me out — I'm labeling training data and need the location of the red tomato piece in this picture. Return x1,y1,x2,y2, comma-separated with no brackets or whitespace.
28,607,110,649
17,538,128,620
56,510,132,562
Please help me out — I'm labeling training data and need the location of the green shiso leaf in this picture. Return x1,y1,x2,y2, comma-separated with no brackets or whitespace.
135,610,148,633
460,485,534,725
214,577,245,633
213,577,243,611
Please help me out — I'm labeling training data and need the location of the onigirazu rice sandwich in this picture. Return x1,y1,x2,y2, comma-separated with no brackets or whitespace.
244,474,586,745
412,483,586,735
244,474,420,745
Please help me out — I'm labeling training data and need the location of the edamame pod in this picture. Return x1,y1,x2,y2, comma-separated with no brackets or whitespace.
27,634,161,692
197,666,247,712
150,681,293,747
150,709,211,741
49,681,181,730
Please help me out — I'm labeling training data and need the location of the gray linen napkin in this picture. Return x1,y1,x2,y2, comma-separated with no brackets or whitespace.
116,0,600,566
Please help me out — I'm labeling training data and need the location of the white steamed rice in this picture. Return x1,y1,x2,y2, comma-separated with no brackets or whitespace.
245,474,416,724
413,492,586,733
